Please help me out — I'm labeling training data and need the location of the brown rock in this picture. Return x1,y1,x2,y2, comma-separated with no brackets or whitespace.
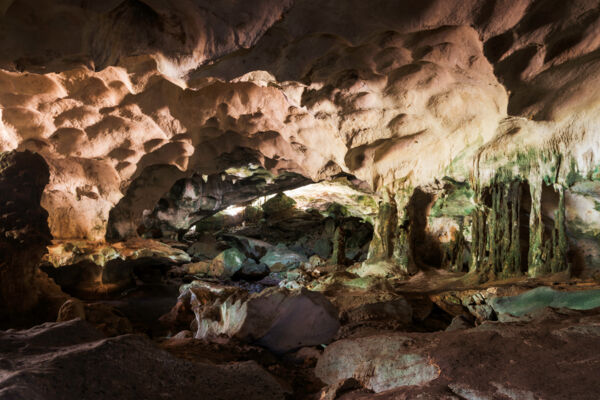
57,299,86,322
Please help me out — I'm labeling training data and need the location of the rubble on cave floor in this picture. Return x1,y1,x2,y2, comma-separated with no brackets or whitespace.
17,184,600,399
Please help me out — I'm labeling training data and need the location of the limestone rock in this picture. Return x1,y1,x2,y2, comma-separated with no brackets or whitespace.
142,169,309,237
0,1,598,257
0,319,286,400
315,335,440,393
190,286,340,353
317,307,600,398
260,244,307,269
186,235,226,260
44,239,192,268
182,261,211,276
489,286,600,319
209,248,247,279
318,378,370,400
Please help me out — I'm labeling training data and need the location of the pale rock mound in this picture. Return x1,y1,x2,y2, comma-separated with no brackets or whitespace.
316,307,600,398
181,283,340,353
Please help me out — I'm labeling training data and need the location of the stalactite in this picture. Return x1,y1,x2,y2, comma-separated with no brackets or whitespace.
528,179,545,276
362,189,417,276
329,226,347,265
551,186,569,274
469,179,530,279
365,190,398,262
470,176,570,280
506,181,522,277
441,224,467,273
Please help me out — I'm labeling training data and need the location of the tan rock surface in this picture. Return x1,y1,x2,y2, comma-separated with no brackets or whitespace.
1,1,598,241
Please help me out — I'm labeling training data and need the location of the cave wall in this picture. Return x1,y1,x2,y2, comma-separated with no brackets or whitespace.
0,0,600,276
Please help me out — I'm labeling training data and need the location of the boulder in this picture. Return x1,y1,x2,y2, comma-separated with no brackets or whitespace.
306,254,327,270
186,235,226,260
315,335,440,393
260,243,307,269
57,299,86,321
220,234,273,259
316,307,600,397
209,248,247,279
344,297,413,326
182,261,211,275
189,286,340,353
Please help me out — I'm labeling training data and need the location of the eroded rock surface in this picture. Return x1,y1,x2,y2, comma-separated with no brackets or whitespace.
2,2,600,399
1,0,599,253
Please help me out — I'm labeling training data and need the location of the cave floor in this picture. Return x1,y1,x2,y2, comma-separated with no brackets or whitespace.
3,238,600,399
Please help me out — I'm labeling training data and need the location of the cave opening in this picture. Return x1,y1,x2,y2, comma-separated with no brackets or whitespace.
131,163,376,289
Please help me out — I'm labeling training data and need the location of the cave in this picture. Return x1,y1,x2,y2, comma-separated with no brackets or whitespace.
2,1,600,399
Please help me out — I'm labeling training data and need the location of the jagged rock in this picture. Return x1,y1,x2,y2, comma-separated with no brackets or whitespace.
158,297,195,335
0,319,286,400
40,239,191,296
209,248,247,279
140,169,309,238
42,255,182,297
187,286,340,353
44,239,192,268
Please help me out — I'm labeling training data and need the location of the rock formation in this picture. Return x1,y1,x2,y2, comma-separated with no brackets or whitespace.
315,307,600,398
0,319,286,400
2,0,600,398
178,282,340,354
